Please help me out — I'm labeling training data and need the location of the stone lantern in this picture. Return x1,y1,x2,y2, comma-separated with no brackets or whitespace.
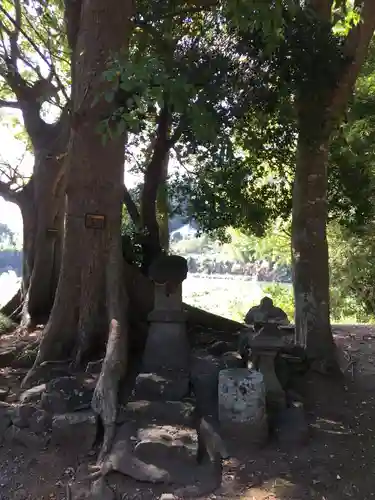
135,254,190,401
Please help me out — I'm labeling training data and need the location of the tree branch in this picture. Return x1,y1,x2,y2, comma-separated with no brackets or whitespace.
64,0,83,53
168,116,185,146
0,3,70,105
140,102,172,254
123,185,141,226
309,0,334,21
329,0,375,122
0,99,20,108
9,0,21,65
0,180,20,205
0,3,72,147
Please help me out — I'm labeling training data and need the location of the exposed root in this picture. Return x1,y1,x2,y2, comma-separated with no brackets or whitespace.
92,240,128,461
98,423,116,464
91,318,126,461
67,472,115,500
65,483,72,500
87,465,103,481
21,365,38,389
22,351,72,388
20,290,34,329
0,289,22,320
40,358,73,367
86,423,171,484
90,477,115,500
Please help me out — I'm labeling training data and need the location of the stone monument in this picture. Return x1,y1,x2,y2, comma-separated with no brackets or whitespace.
218,368,268,447
248,323,287,409
135,254,190,401
244,297,289,331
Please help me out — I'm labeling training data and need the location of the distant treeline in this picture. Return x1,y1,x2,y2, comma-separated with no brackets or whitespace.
0,250,22,276
186,256,291,282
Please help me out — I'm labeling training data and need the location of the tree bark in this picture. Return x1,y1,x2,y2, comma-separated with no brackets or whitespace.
291,131,335,363
0,0,80,328
0,290,22,320
140,105,172,272
156,152,170,252
20,151,66,328
25,0,133,373
19,184,36,297
0,147,66,327
292,1,375,367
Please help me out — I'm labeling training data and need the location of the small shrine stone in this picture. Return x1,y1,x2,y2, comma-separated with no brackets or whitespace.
140,254,190,387
218,368,268,446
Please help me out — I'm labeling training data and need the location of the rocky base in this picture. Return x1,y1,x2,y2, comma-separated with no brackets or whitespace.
0,332,311,498
134,371,190,401
0,375,98,452
67,399,223,499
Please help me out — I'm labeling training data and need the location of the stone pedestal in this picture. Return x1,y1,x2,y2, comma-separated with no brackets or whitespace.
135,255,189,402
255,351,286,408
248,326,287,409
218,368,268,446
141,284,189,374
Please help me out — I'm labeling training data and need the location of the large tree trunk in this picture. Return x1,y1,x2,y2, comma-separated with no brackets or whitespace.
19,181,36,296
156,152,170,252
291,119,336,365
26,0,133,369
140,105,171,272
24,0,134,459
1,151,66,325
291,1,375,368
20,152,66,328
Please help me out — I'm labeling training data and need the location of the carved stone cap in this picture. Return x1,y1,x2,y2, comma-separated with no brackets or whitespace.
149,254,188,285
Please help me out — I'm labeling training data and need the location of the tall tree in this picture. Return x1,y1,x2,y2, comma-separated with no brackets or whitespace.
118,4,287,267
290,1,375,367
0,0,71,326
24,0,133,455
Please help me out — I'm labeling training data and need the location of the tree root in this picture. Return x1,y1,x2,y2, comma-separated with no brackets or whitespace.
66,474,115,500
0,289,22,321
92,239,128,461
21,367,36,389
92,318,126,462
86,422,171,484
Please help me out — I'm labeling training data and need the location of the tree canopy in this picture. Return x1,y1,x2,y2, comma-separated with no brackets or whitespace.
0,0,375,353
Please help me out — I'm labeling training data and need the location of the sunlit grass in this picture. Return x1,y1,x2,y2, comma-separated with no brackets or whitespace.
0,312,15,335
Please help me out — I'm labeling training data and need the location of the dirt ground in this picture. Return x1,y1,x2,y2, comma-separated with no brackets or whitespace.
1,325,375,500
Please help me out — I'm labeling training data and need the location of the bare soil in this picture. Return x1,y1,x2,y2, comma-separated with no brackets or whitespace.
1,325,375,500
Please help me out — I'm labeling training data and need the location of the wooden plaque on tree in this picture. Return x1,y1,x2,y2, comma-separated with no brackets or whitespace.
85,213,106,230
46,228,59,238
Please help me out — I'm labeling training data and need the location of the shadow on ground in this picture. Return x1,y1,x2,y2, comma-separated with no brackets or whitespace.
220,369,375,500
1,326,375,499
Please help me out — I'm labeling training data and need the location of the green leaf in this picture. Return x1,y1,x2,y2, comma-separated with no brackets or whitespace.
115,119,126,137
104,91,115,103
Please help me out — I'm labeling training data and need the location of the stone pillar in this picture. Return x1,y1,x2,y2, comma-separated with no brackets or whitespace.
135,255,190,401
218,368,268,447
248,325,287,409
142,282,189,374
254,350,286,408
